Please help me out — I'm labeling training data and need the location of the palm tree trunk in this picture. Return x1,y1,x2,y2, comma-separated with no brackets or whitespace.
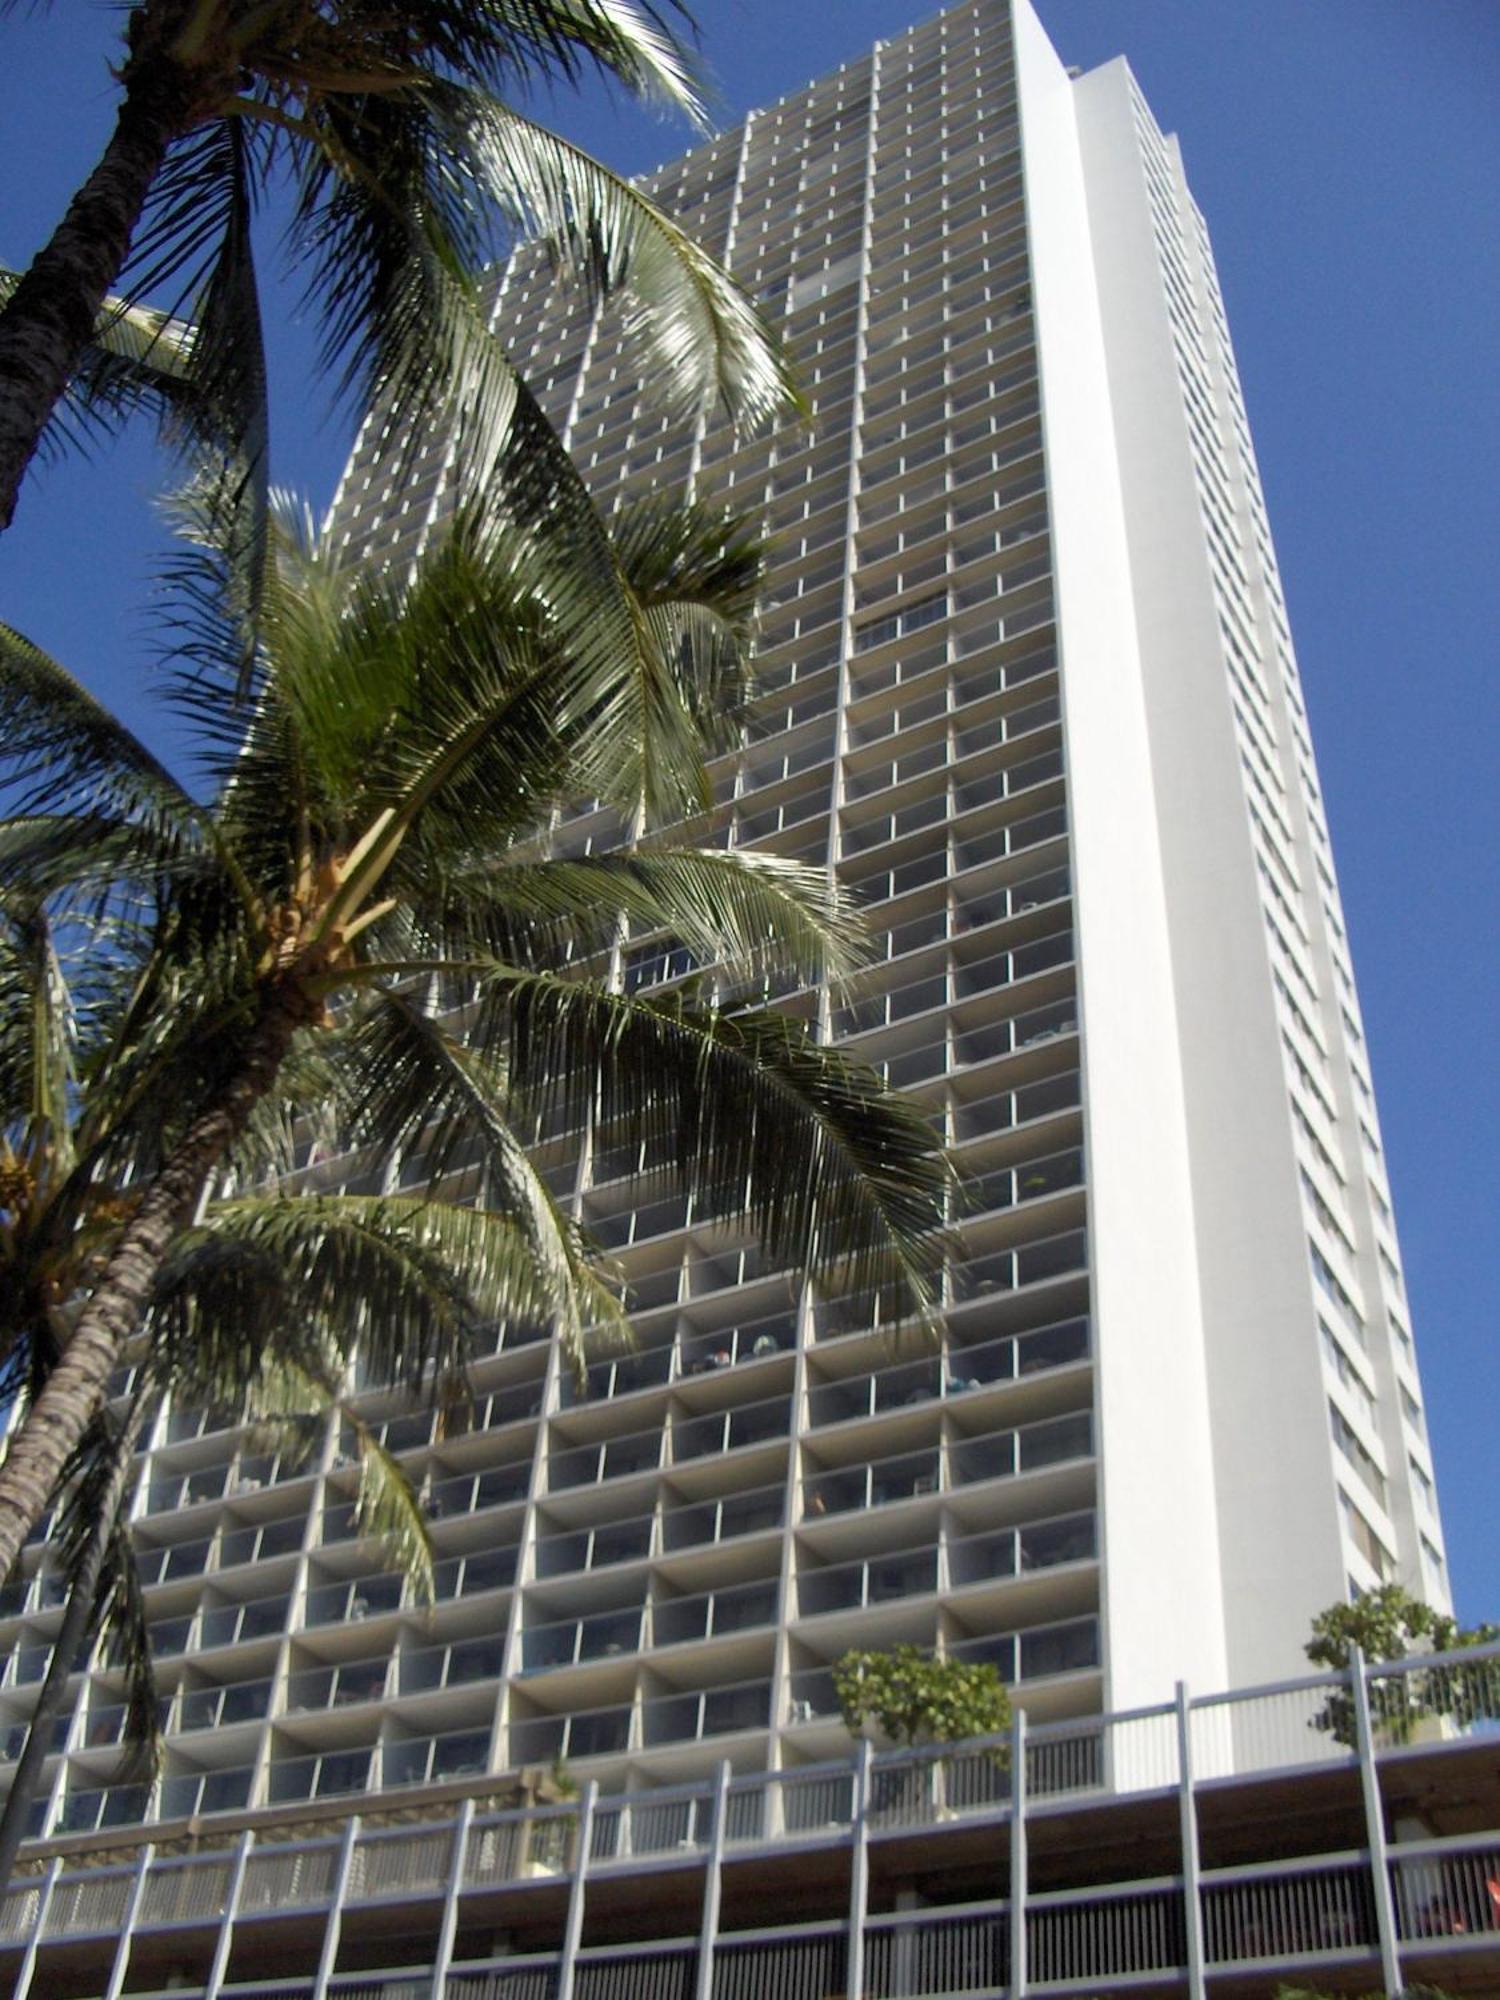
0,997,303,1584
0,1404,145,1891
0,19,191,531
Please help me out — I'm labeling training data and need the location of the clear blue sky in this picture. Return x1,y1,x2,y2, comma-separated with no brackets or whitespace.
1,2,1495,1625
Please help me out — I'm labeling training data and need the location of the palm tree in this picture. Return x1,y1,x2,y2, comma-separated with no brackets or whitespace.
0,490,951,1590
0,0,791,535
0,867,624,1872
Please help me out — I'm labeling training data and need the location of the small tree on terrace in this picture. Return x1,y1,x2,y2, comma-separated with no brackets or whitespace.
1306,1586,1500,1748
833,1645,1011,1750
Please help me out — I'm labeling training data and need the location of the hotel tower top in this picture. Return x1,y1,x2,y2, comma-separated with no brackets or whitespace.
0,0,1450,1848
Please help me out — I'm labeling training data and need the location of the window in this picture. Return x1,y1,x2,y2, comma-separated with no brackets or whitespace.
854,590,949,653
1340,1494,1390,1580
1330,1401,1386,1508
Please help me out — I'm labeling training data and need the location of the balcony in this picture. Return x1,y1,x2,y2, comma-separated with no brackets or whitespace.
520,1607,643,1676
397,1634,507,1696
803,1409,1091,1525
949,1227,1089,1302
641,1677,773,1747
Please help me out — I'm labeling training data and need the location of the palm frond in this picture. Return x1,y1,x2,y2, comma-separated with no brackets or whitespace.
341,1410,435,1608
606,494,768,752
0,624,200,833
495,0,707,123
0,264,196,466
335,991,620,1372
457,93,793,428
0,899,76,1167
150,1189,620,1401
488,969,953,1319
51,1409,162,1786
405,847,865,993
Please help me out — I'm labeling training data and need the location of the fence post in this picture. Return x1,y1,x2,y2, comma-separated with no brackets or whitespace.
1009,1708,1027,1999
1350,1643,1403,1995
102,1843,155,2000
202,1830,252,2000
694,1762,732,2000
431,1800,474,2000
1175,1683,1206,2000
556,1780,598,2000
847,1736,873,2000
311,1813,362,2000
13,1856,60,2000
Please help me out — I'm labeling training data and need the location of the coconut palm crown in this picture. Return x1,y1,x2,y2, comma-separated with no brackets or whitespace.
0,0,795,536
0,491,952,1588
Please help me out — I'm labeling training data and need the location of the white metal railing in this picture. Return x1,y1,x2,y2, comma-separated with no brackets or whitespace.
1201,1849,1375,1966
710,1920,846,2000
1028,1874,1185,1985
6,1641,1500,2000
1388,1830,1500,1941
865,1900,1008,1997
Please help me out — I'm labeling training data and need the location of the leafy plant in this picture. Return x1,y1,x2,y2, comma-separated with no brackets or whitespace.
1305,1587,1500,1747
1275,1985,1458,1999
832,1645,1011,1750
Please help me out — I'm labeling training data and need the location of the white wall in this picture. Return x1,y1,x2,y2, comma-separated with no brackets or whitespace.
1063,56,1351,1686
1013,0,1231,1712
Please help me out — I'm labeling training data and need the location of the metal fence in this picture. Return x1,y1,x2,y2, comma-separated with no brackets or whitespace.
4,1640,1499,2000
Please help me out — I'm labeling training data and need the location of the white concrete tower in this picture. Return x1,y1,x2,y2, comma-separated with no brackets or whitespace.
0,0,1449,1848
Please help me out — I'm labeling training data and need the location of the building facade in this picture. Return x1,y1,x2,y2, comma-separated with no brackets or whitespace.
0,0,1450,1855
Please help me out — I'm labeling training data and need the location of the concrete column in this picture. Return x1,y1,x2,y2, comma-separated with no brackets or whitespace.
12,1855,60,2000
202,1831,252,2000
311,1813,362,2000
102,1843,156,2000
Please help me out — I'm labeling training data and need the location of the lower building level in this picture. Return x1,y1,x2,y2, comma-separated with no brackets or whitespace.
4,1642,1498,1998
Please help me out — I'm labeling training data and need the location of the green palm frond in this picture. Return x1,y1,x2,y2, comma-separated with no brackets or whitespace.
340,1410,435,1609
408,848,866,992
334,993,619,1367
0,625,201,834
293,98,526,503
489,969,953,1319
457,93,794,429
0,264,195,468
51,1407,162,1786
502,0,708,122
151,1190,623,1402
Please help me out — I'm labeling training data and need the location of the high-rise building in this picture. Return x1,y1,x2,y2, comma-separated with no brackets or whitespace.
0,0,1449,1860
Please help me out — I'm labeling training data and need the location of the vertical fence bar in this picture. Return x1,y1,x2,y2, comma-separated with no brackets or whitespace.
311,1813,361,2000
1175,1683,1206,2000
847,1737,873,2000
1010,1706,1027,1999
430,1800,474,2000
1350,1645,1402,1996
102,1843,154,2000
694,1761,732,2000
202,1830,252,2000
12,1856,59,2000
556,1780,598,2000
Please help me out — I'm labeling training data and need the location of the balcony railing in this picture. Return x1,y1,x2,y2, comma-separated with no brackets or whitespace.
4,1642,1500,2000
